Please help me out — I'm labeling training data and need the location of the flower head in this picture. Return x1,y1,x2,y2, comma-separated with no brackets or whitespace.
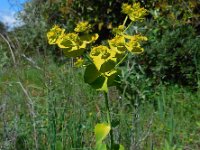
112,25,125,35
57,33,79,49
108,35,126,54
122,3,147,22
47,25,65,44
90,45,117,72
74,21,92,33
121,3,132,14
125,35,147,54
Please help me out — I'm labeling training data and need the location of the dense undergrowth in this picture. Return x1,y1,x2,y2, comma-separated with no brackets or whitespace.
0,54,199,149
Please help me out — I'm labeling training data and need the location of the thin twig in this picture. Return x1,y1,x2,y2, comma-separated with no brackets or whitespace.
0,33,16,65
136,113,154,148
17,81,39,150
21,54,42,70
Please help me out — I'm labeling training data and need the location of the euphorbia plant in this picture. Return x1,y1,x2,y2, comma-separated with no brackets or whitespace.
47,2,147,149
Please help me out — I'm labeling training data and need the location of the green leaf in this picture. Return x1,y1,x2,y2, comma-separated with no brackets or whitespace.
84,64,101,84
62,47,85,57
112,144,125,150
94,123,111,144
196,121,200,127
105,69,121,86
58,39,74,48
90,76,108,93
84,64,113,92
119,145,125,150
100,60,116,73
87,69,121,92
55,141,63,150
96,143,107,150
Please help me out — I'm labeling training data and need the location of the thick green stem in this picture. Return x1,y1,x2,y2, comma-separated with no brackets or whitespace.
104,92,114,149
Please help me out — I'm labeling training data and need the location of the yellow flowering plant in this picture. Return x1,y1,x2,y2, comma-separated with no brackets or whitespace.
47,2,147,150
122,3,147,22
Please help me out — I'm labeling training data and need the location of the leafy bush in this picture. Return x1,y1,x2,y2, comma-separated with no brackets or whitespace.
137,24,200,88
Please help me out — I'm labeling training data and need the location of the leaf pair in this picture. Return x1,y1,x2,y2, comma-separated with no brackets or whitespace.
84,64,120,92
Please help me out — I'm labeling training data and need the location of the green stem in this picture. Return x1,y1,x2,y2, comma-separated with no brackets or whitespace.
123,16,128,26
115,53,128,67
123,21,133,33
104,92,114,148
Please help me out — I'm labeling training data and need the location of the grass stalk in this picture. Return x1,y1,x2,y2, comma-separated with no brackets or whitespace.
104,92,114,148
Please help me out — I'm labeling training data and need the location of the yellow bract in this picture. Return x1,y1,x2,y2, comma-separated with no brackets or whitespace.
121,3,132,14
74,21,91,33
56,33,86,57
47,25,65,45
90,45,117,71
108,34,148,55
57,33,80,49
125,34,148,54
94,123,111,144
74,57,84,67
108,35,126,54
80,34,99,46
112,25,125,34
47,24,99,57
122,3,147,22
91,34,99,42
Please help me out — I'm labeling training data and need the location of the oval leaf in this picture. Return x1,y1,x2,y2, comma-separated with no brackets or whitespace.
84,64,101,84
94,123,111,144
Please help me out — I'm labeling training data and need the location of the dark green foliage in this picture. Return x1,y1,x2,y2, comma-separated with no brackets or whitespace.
1,55,199,149
137,24,200,88
0,21,7,34
44,0,132,42
69,0,129,41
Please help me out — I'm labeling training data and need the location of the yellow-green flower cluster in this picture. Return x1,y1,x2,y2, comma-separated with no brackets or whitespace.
47,2,148,92
123,34,148,54
90,45,117,72
122,3,147,22
74,21,91,33
47,25,65,45
47,22,98,57
112,25,125,35
90,33,147,73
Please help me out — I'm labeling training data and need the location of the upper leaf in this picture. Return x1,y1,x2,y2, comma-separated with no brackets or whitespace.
84,64,101,84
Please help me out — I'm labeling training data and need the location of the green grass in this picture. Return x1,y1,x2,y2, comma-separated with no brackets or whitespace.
0,55,199,150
